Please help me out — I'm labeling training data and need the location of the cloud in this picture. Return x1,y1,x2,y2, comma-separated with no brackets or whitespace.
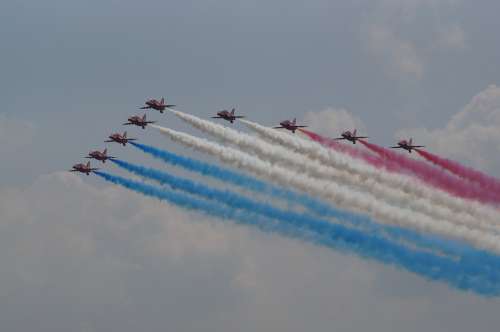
301,85,500,176
436,24,465,49
1,170,500,330
0,171,242,299
302,108,367,136
0,172,231,263
397,85,500,175
0,172,250,331
364,23,424,80
361,0,465,81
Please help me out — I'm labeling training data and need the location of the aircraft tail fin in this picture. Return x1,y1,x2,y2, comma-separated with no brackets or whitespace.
292,118,296,125
231,108,235,115
409,138,413,146
160,97,164,105
123,131,127,138
353,129,357,136
103,148,107,155
86,161,90,168
142,114,147,121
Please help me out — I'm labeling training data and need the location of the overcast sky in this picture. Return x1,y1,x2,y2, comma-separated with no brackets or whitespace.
1,1,500,331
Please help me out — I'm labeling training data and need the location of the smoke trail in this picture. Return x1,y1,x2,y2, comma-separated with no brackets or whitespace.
300,129,500,229
150,125,500,254
94,170,500,296
241,119,500,224
129,142,479,256
167,111,499,233
359,139,500,206
111,157,474,256
416,148,500,193
130,141,403,232
130,141,337,218
300,128,398,171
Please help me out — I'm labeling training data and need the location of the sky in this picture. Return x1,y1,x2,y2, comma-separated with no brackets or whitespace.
1,0,500,331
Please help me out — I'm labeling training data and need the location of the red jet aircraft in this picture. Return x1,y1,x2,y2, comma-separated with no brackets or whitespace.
123,114,156,129
211,108,245,123
105,131,137,146
140,97,175,113
334,129,368,144
85,148,116,163
390,138,425,153
70,161,98,175
273,118,308,133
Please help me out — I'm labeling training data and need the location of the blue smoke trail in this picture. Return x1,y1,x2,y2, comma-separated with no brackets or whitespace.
129,142,466,255
131,141,330,212
110,158,500,275
95,170,500,296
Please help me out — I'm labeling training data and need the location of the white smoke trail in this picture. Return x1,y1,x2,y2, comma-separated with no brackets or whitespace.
169,110,500,233
151,124,500,254
241,119,500,225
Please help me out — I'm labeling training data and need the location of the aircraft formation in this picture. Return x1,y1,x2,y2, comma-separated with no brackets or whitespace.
71,97,424,174
68,96,500,297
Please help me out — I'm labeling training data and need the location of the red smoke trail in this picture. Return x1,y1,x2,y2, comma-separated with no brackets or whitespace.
299,129,400,171
299,128,500,205
358,139,500,205
416,149,500,193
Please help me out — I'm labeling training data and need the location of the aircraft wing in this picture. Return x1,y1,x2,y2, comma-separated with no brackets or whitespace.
334,137,345,140
104,140,114,142
355,136,369,139
234,116,245,119
295,126,308,128
140,106,151,109
123,122,132,125
211,116,222,119
390,146,402,149
146,121,156,124
166,105,176,108
411,145,425,148
127,138,138,141
273,126,285,129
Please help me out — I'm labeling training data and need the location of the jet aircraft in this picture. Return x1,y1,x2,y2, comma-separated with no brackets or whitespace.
390,138,425,153
140,97,175,113
334,129,368,144
211,108,244,123
105,131,137,146
70,161,98,175
85,148,116,163
123,114,156,129
273,118,308,133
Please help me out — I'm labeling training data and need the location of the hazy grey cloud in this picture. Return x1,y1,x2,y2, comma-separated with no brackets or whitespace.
302,108,367,136
361,0,465,81
436,24,466,49
0,172,248,331
2,172,500,332
364,23,424,80
301,85,500,176
398,85,500,174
